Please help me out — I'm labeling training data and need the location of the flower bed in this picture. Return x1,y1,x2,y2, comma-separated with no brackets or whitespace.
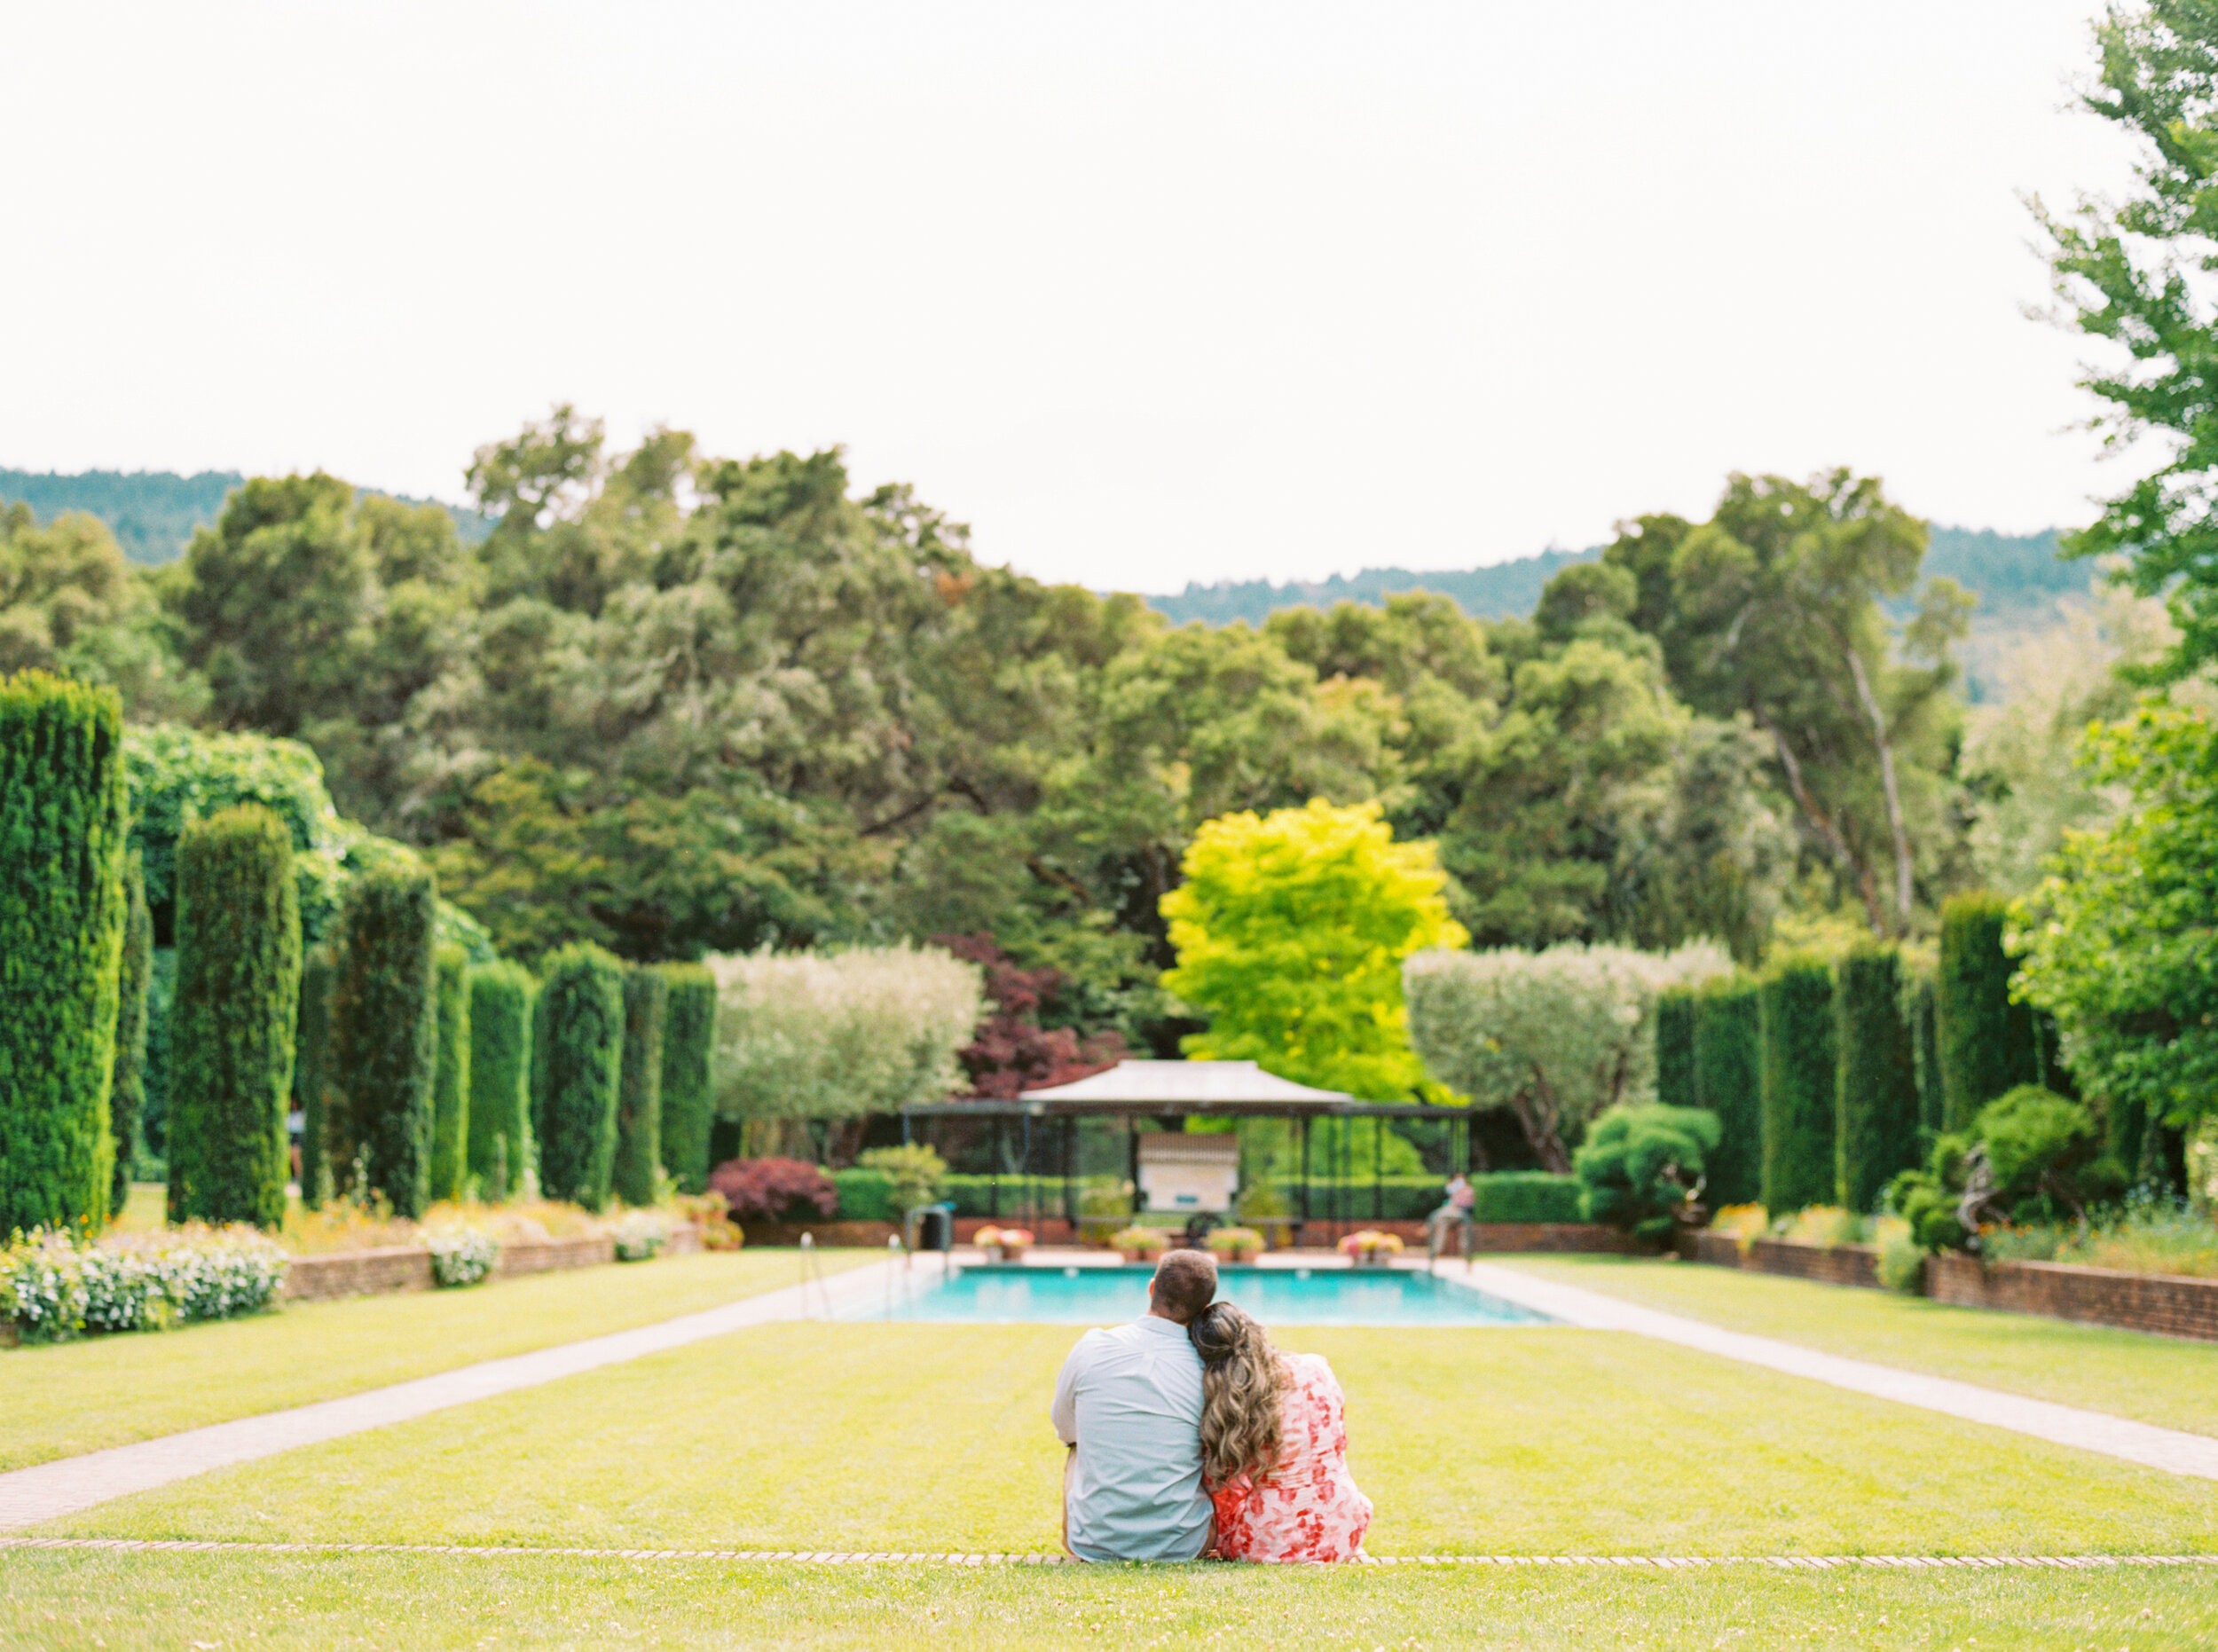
2,1226,288,1343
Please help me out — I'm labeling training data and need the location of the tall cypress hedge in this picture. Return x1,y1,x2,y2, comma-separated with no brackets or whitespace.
1656,988,1698,1112
0,671,130,1234
109,854,153,1214
535,942,625,1208
328,861,437,1217
429,945,471,1205
1692,978,1763,1208
468,961,534,1200
1833,945,1921,1213
1908,969,1943,1135
143,948,176,1162
613,964,666,1207
657,963,717,1196
167,804,302,1229
295,944,334,1207
1937,893,2039,1130
1759,956,1837,1214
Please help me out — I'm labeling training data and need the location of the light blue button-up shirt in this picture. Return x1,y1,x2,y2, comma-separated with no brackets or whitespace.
1050,1315,1212,1562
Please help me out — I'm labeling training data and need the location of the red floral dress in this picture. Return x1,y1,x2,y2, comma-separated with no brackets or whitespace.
1209,1352,1372,1562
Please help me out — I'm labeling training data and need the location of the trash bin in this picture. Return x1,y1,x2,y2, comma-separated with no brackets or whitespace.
913,1205,954,1253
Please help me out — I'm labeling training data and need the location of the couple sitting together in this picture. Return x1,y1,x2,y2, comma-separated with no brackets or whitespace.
1050,1248,1371,1563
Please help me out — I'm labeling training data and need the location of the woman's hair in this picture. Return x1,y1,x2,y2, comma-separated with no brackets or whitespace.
1186,1302,1291,1488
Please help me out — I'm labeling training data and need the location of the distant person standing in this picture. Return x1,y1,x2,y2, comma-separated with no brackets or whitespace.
1428,1172,1475,1258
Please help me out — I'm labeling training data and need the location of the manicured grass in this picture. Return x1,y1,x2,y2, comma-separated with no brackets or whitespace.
0,1249,878,1471
4,1549,2216,1651
49,1324,2218,1556
1497,1255,2218,1436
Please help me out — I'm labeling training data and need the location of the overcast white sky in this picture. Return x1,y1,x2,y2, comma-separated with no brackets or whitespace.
1,2,2146,592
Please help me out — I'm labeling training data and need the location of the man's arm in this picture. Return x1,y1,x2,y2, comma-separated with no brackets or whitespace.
1050,1333,1089,1445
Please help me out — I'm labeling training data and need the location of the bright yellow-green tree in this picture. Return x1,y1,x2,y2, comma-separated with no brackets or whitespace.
1161,798,1467,1099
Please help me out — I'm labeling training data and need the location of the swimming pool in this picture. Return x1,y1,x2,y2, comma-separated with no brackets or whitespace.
842,1263,1554,1327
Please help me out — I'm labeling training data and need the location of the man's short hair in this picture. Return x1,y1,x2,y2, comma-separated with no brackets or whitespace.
1151,1247,1218,1325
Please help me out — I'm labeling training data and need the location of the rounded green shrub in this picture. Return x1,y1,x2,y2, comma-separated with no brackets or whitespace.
533,943,625,1208
1759,956,1836,1215
656,963,716,1197
467,961,534,1200
167,804,303,1229
1937,893,2039,1131
0,670,130,1234
109,855,153,1214
328,861,437,1217
1834,944,1921,1213
1575,1103,1722,1246
1692,977,1762,1208
613,964,666,1208
429,945,472,1204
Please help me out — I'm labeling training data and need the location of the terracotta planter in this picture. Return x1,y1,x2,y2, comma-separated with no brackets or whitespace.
1213,1246,1260,1265
1349,1250,1397,1269
1115,1247,1164,1265
990,1244,1028,1263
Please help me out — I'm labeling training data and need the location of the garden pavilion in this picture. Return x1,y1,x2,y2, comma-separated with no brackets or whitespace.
900,1059,1475,1242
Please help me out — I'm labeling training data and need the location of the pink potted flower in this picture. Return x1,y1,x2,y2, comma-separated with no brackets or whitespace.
974,1224,1034,1263
1338,1230,1404,1268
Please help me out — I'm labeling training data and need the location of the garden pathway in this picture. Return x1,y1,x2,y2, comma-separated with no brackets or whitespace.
0,1254,905,1533
1459,1261,2218,1481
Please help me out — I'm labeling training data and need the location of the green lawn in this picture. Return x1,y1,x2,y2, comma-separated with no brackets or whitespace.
44,1323,2218,1557
1496,1255,2218,1436
0,1249,878,1471
4,1548,2215,1651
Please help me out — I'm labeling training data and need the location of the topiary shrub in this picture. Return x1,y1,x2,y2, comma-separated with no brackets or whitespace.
1656,988,1698,1111
656,964,716,1196
109,854,153,1214
613,964,665,1208
1759,957,1836,1215
327,861,437,1218
709,1157,838,1223
0,669,130,1234
1834,944,1921,1213
1574,1104,1722,1246
294,945,334,1207
167,804,301,1230
1889,1085,2127,1253
467,961,533,1200
534,942,625,1208
429,945,471,1204
1936,893,2039,1131
1693,977,1762,1208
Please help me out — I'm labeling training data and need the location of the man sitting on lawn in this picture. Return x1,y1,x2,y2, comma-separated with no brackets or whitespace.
1050,1247,1218,1562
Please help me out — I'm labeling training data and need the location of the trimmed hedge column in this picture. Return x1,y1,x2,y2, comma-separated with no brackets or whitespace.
429,945,472,1204
328,861,437,1217
295,945,334,1207
613,964,667,1208
1908,970,1943,1134
534,942,625,1208
657,963,717,1196
1834,945,1921,1213
0,670,129,1234
109,854,153,1214
1656,988,1697,1112
1937,893,2038,1131
1693,978,1763,1208
468,961,534,1200
168,804,303,1229
1759,956,1837,1214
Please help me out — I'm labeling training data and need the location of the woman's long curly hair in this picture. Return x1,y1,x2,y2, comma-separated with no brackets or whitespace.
1187,1302,1291,1489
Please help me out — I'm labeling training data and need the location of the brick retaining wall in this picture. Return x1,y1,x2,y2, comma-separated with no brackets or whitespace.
282,1246,432,1301
1927,1253,2218,1342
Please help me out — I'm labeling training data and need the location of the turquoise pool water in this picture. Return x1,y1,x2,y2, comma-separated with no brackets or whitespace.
843,1264,1553,1327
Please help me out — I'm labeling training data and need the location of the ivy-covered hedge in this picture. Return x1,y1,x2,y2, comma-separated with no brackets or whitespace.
1656,988,1698,1111
294,945,334,1206
1937,892,2038,1131
328,861,437,1217
533,943,625,1208
429,945,471,1204
467,961,533,1200
1834,945,1921,1213
613,964,666,1208
657,964,716,1196
109,855,153,1213
0,670,130,1234
1693,978,1763,1208
168,804,302,1229
1759,957,1837,1214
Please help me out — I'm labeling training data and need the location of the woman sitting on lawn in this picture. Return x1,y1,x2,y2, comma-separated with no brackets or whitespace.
1187,1302,1372,1562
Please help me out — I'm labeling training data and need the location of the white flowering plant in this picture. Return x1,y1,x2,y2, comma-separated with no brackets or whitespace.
3,1225,287,1341
611,1208,668,1263
423,1225,499,1287
0,1231,90,1343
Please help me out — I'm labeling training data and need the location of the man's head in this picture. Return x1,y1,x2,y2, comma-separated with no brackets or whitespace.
1146,1247,1218,1326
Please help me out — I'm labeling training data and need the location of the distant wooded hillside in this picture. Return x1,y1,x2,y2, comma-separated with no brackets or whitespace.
1147,524,2080,630
0,468,492,565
